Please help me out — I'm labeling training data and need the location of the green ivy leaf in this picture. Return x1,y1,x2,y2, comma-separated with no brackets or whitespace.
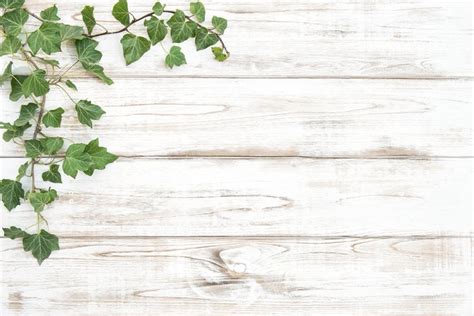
0,179,24,211
22,69,49,97
120,33,151,65
165,45,186,68
14,103,37,126
42,164,62,183
62,143,92,178
0,121,30,141
65,79,77,90
75,38,113,85
16,161,29,181
24,139,43,158
0,35,22,56
23,229,59,265
211,16,227,35
42,107,64,128
112,0,130,26
81,5,96,35
82,63,113,85
1,8,28,36
152,2,164,16
40,5,60,21
10,75,26,101
190,2,205,23
58,23,84,41
28,188,57,212
0,0,25,10
36,56,60,67
195,28,218,51
0,61,13,86
3,226,28,239
27,22,62,55
39,137,63,155
168,10,196,43
75,100,105,127
211,46,228,62
167,9,185,26
83,138,118,175
144,16,167,45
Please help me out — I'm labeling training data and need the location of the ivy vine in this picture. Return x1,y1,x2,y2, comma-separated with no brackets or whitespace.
0,0,229,264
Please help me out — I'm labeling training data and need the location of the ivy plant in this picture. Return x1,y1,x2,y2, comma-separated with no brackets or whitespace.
0,0,229,264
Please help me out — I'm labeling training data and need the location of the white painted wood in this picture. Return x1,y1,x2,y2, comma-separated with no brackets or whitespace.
2,0,471,78
1,237,471,315
1,78,472,157
1,157,472,237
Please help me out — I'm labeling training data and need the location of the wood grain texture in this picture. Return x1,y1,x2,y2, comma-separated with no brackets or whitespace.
1,78,472,158
1,157,472,237
3,0,472,79
1,237,471,315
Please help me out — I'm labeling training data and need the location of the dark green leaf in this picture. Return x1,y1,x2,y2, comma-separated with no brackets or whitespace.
65,79,77,90
36,56,60,67
144,16,167,45
167,9,185,26
10,75,26,101
211,16,227,34
58,23,84,41
0,35,22,56
0,0,25,10
16,161,29,181
40,5,60,21
81,5,96,35
24,139,43,158
27,22,61,55
83,138,118,175
168,11,196,43
14,102,37,126
39,137,63,155
120,33,151,65
195,28,218,51
211,46,227,62
28,188,57,212
75,38,113,85
82,63,113,85
165,45,186,68
23,229,60,265
0,179,24,211
62,143,92,178
42,164,62,183
75,100,105,127
3,226,28,239
42,107,64,128
0,8,28,36
190,2,205,23
22,69,49,97
0,121,30,141
0,61,13,86
152,2,164,16
112,0,130,26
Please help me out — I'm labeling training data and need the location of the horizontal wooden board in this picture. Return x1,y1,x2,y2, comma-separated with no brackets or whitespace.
1,78,472,158
1,237,471,315
1,157,471,237
2,0,472,78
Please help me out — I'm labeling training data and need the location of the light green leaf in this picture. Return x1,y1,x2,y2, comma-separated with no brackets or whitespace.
144,16,167,45
22,69,49,97
27,22,62,55
0,121,30,141
58,23,84,41
0,0,25,10
168,11,196,43
211,46,228,62
14,102,37,126
0,8,28,36
75,100,105,127
65,79,77,90
152,2,164,16
0,35,22,56
3,226,28,239
190,2,205,23
82,63,113,85
42,164,62,183
165,45,186,68
39,137,63,155
36,56,60,67
0,179,24,211
211,16,227,34
10,75,26,101
24,139,43,158
0,61,13,86
112,0,130,26
16,161,29,181
75,38,113,85
81,5,96,35
40,5,60,21
83,138,118,175
42,107,64,128
120,33,151,65
62,143,92,178
23,229,59,265
167,9,185,26
195,28,218,51
28,188,57,212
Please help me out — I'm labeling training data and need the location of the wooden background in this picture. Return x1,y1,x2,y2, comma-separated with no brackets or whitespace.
1,0,473,314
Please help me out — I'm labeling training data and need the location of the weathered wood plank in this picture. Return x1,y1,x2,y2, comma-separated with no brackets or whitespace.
1,78,472,157
1,237,471,315
1,157,471,237
3,0,472,78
